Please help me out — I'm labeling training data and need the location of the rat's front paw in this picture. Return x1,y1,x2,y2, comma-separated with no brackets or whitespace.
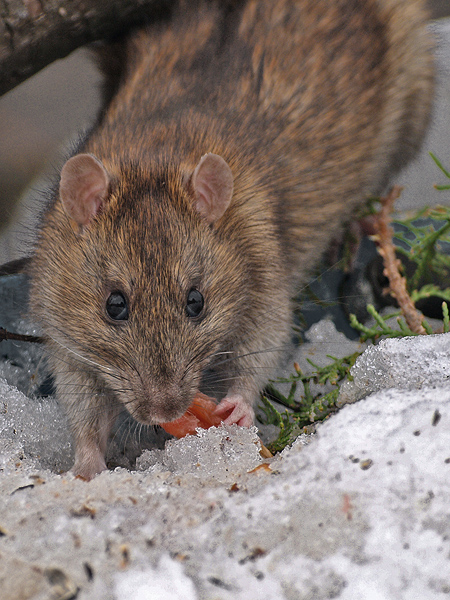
213,394,255,427
72,447,107,481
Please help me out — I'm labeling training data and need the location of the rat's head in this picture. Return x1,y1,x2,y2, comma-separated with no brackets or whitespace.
35,152,248,424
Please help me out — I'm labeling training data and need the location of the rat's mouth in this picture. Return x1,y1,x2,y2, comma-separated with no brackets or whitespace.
158,391,222,437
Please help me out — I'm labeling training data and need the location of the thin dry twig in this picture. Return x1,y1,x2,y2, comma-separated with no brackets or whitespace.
373,185,427,335
0,327,43,344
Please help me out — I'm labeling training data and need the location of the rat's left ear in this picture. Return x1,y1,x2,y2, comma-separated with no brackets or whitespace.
191,153,234,224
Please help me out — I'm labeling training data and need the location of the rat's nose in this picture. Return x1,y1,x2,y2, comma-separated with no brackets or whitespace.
128,373,191,425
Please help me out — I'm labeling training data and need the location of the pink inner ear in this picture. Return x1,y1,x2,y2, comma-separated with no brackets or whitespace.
192,153,234,224
59,154,110,229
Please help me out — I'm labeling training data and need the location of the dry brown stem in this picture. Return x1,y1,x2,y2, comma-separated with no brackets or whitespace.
0,327,43,344
374,185,427,335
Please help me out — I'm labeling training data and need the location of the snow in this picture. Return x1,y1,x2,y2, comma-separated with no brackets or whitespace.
114,557,198,600
338,332,450,405
0,378,73,473
1,322,450,599
136,425,262,484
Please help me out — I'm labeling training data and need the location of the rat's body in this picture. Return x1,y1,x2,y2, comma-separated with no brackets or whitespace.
29,0,434,479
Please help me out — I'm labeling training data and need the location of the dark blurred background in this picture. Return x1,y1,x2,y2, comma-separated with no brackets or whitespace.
433,0,450,19
0,1,449,262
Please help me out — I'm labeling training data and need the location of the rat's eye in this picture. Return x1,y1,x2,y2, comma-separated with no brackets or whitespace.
106,291,129,321
186,289,204,318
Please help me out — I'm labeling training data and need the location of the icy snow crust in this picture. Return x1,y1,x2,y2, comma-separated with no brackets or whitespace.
1,325,450,599
339,331,450,405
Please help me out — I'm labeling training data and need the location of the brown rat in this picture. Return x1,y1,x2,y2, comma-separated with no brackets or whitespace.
28,0,434,480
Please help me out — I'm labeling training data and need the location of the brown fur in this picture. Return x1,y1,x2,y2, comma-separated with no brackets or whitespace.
29,0,434,479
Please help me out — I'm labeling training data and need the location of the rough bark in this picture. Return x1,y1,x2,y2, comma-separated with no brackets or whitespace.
0,0,170,96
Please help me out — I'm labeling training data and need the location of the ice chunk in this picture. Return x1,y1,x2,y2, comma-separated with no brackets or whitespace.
0,377,73,472
338,332,450,405
137,425,262,483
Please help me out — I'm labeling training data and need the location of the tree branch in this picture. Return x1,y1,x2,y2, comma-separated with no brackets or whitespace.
0,0,170,96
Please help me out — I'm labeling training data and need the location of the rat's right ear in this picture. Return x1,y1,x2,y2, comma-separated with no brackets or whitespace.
191,153,234,225
59,154,110,232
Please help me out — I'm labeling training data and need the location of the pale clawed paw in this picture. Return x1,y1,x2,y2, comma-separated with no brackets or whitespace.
72,448,107,481
213,394,255,427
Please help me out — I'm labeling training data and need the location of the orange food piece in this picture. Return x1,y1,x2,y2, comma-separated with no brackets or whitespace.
160,392,231,438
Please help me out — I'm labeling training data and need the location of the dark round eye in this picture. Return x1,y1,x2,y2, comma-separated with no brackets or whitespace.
186,288,204,318
106,291,129,321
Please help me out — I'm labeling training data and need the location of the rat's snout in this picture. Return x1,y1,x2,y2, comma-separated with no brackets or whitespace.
125,370,194,425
